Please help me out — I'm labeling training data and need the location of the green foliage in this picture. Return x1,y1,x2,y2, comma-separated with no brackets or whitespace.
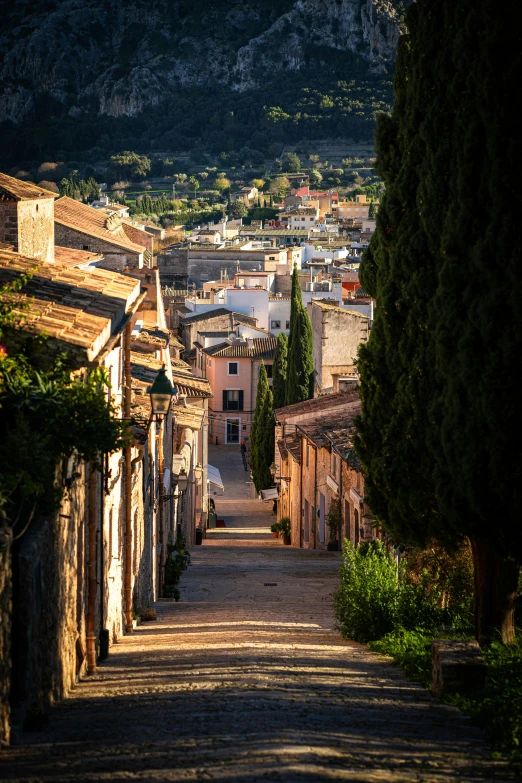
250,363,274,492
272,333,288,409
279,517,291,536
282,152,301,172
369,629,434,688
59,174,100,201
285,265,314,406
370,630,522,770
0,270,130,529
214,176,230,192
334,540,473,643
110,151,151,181
229,201,248,219
270,521,281,533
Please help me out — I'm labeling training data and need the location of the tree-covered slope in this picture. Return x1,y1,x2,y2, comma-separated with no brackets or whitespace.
0,0,401,163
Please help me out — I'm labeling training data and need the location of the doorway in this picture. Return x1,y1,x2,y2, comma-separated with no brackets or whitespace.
319,492,325,544
226,418,240,444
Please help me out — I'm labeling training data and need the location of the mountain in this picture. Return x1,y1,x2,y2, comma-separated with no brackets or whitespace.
0,0,401,163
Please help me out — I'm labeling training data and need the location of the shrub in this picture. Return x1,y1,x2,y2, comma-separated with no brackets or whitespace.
334,540,473,642
334,540,400,641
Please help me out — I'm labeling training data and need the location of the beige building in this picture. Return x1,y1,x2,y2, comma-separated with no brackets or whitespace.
337,194,377,221
307,300,370,394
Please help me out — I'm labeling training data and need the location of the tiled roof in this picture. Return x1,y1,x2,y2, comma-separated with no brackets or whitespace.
171,369,213,399
183,307,257,326
131,327,170,349
182,348,196,361
54,197,146,254
0,251,141,363
198,331,230,338
130,351,205,435
53,246,103,267
0,172,57,200
285,433,302,463
252,229,310,237
310,300,369,319
202,337,277,359
298,404,362,455
274,389,359,422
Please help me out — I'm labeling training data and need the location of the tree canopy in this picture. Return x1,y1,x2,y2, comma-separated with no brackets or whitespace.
355,0,522,644
285,265,314,406
272,333,288,410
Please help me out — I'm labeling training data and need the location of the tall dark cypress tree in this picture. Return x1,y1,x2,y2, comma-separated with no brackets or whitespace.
355,0,522,645
285,265,314,406
272,333,288,409
257,387,275,492
250,362,269,491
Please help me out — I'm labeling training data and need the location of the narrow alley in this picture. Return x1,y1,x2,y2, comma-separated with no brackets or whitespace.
1,447,506,782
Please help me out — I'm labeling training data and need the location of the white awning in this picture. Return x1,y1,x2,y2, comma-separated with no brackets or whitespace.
260,487,278,501
207,465,224,490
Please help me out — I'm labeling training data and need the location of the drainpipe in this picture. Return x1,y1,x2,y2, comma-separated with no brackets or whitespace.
87,463,97,674
124,321,133,634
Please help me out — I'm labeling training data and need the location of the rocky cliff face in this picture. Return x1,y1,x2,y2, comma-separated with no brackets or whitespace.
0,0,400,124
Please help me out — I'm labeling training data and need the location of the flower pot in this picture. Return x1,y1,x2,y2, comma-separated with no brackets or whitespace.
283,534,291,545
272,531,279,538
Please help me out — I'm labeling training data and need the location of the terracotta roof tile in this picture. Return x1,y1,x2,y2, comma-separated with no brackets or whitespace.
202,337,277,359
275,389,359,421
0,172,57,200
54,197,146,255
0,251,141,363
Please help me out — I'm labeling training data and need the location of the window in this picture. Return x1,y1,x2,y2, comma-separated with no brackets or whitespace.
265,364,273,379
251,278,259,287
82,245,89,251
285,320,290,330
238,278,245,287
200,273,209,281
271,320,281,329
222,389,244,411
227,361,238,376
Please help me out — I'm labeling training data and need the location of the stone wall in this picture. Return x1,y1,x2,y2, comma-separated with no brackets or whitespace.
309,301,369,393
0,519,12,746
10,461,88,737
0,201,19,250
17,198,55,263
54,224,142,271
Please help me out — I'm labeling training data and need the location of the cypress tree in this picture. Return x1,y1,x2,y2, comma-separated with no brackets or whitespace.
272,333,288,409
257,387,275,492
250,362,269,491
285,265,314,405
355,0,522,645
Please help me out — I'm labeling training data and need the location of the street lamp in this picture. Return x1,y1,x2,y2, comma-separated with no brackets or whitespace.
270,462,277,479
147,365,177,418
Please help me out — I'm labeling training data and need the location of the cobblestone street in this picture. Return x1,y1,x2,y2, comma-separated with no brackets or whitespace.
1,447,508,781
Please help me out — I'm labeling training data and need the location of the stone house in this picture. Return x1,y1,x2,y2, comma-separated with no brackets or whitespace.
0,249,143,743
273,385,375,549
230,186,258,205
307,300,370,394
54,196,148,271
0,172,57,263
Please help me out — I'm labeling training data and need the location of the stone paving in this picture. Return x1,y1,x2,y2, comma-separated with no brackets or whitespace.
1,445,510,781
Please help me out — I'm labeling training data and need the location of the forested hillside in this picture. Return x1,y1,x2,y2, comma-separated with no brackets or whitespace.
0,0,401,165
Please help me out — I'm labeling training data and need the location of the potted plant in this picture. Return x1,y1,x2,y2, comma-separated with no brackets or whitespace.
279,517,291,545
270,522,281,538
